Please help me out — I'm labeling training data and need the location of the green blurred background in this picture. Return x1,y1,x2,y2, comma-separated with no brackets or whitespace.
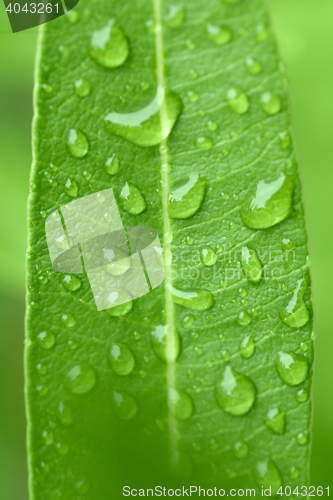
0,1,332,497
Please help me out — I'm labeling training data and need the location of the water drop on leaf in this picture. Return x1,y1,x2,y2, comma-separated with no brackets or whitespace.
239,334,255,359
74,79,91,97
37,331,55,350
112,390,138,420
167,284,214,311
67,129,89,158
240,246,263,285
108,343,135,375
196,136,212,150
264,407,286,435
246,56,262,74
151,325,180,363
280,279,310,328
279,131,291,150
64,178,78,198
119,182,146,215
200,246,217,266
227,87,249,114
296,388,308,403
215,366,257,416
236,311,251,326
261,91,281,115
254,459,282,495
168,175,206,219
90,20,129,68
164,5,185,28
65,362,96,395
168,388,193,420
61,313,76,327
233,440,249,458
296,432,308,445
57,402,73,425
105,153,119,175
62,274,82,291
206,23,232,45
105,289,133,316
275,351,309,386
181,315,195,329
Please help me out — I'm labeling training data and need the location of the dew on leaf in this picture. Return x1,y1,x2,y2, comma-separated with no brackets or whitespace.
207,120,217,131
42,430,54,445
105,153,119,175
220,349,230,361
206,23,232,45
168,174,206,219
168,388,193,420
36,385,49,396
280,279,310,328
186,39,196,50
36,363,47,375
119,182,146,215
279,131,291,150
186,235,194,245
108,343,135,375
164,5,185,28
246,56,262,74
112,390,138,420
105,248,131,276
282,238,296,252
255,23,269,42
62,274,82,291
239,334,255,359
215,366,257,416
296,432,308,445
30,301,40,309
37,331,55,350
196,136,212,150
90,20,129,68
73,475,90,494
64,178,78,198
74,79,91,97
167,283,214,311
200,246,217,266
38,275,48,285
296,388,308,403
236,311,251,326
151,325,180,363
289,466,300,479
61,313,76,327
265,407,286,435
57,401,73,425
240,246,263,285
187,90,198,102
254,459,282,495
233,440,249,458
65,362,96,395
195,346,202,356
105,289,133,316
181,315,195,329
227,87,249,114
67,129,89,158
261,92,281,115
56,442,69,456
275,351,309,386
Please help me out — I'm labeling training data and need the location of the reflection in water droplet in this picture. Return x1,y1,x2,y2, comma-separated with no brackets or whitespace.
74,79,91,97
227,87,249,114
65,363,96,394
56,442,69,456
42,430,54,445
108,343,135,375
206,23,232,45
289,466,300,479
37,331,55,350
61,313,76,327
296,388,308,403
187,90,198,102
168,388,193,420
182,315,195,329
280,279,310,328
279,131,291,150
65,178,78,198
104,247,131,276
261,92,281,115
105,289,133,316
240,246,263,285
112,390,138,420
215,366,257,416
282,238,296,252
255,23,269,42
105,85,183,147
167,283,214,311
36,385,49,396
239,334,255,359
236,311,251,326
151,325,180,363
67,129,89,158
296,432,308,445
36,363,47,375
240,172,294,229
57,401,73,425
246,56,262,74
74,475,90,494
196,136,212,150
186,235,194,245
265,408,285,435
164,5,185,28
105,153,119,175
90,20,129,68
254,459,282,495
63,274,82,291
168,175,206,219
119,182,146,215
233,440,249,458
207,120,217,131
220,349,230,361
276,351,309,386
200,246,217,266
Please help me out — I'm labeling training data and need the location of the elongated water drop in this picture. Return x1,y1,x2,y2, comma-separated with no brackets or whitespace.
62,274,81,291
90,20,129,68
215,366,257,416
105,153,119,175
246,56,262,74
227,87,249,114
119,182,146,215
167,283,214,311
64,178,78,198
112,390,138,420
37,331,55,350
182,315,195,329
206,23,232,45
168,388,193,420
240,246,263,284
280,279,310,328
265,408,285,435
74,79,91,97
207,120,218,131
200,246,217,266
168,174,206,219
233,440,249,458
254,459,282,495
67,129,89,158
240,172,294,229
105,85,183,147
151,325,180,363
108,343,135,375
239,334,255,359
223,0,241,3
276,351,309,386
57,401,73,425
261,92,281,115
164,5,185,28
65,362,96,394
290,466,300,479
296,388,308,403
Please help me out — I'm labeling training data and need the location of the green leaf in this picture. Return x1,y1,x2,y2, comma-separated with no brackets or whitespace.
26,0,313,497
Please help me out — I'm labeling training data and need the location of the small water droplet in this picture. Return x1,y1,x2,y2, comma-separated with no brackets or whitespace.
300,342,308,352
233,440,249,458
168,174,206,219
105,289,133,317
105,153,119,175
195,346,202,356
279,131,291,150
38,275,48,285
36,385,49,396
105,85,183,147
168,388,193,420
255,23,269,42
186,235,194,245
62,274,82,291
240,246,263,285
65,363,96,395
238,288,247,297
276,351,309,386
151,325,180,363
74,79,91,97
280,279,310,328
296,388,308,403
187,90,198,102
196,136,212,150
90,20,129,68
246,56,262,74
187,369,194,380
167,283,214,311
200,246,217,266
241,172,294,229
104,248,131,276
164,5,185,28
207,120,217,131
239,334,255,359
296,431,308,445
83,170,92,180
236,311,251,326
206,23,232,45
112,390,138,420
30,301,40,309
37,331,55,350
119,182,146,215
64,178,78,198
56,442,69,456
108,343,135,375
215,366,257,416
282,238,296,251
67,129,89,158
73,475,90,494
254,459,282,495
220,349,230,361
36,363,47,375
57,401,73,425
41,83,53,93
261,92,281,115
265,407,285,435
42,430,54,445
181,314,195,329
61,313,76,327
289,466,300,480
227,87,249,114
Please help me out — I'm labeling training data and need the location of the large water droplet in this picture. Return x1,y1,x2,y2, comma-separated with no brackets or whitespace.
246,56,262,74
164,5,185,28
119,182,146,215
62,274,82,291
276,351,309,386
75,79,91,97
37,331,55,350
167,283,214,311
254,459,282,495
61,313,76,327
112,390,138,420
227,87,249,114
64,178,78,198
236,311,251,326
239,334,255,359
65,363,96,394
108,343,135,375
200,246,217,266
90,20,129,68
57,401,73,425
168,174,206,219
215,366,257,416
105,153,119,175
67,129,89,158
265,408,285,435
240,246,263,285
105,85,183,147
261,92,281,115
206,23,232,45
181,314,195,329
280,279,310,328
151,325,180,363
240,172,294,229
233,440,249,458
168,388,193,420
